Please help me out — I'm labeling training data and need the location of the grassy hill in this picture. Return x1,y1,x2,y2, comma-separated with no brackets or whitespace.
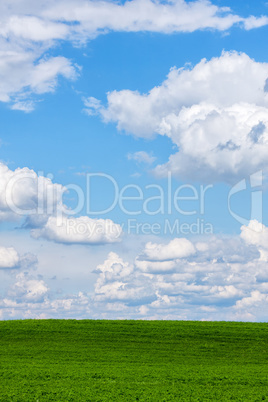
0,320,267,401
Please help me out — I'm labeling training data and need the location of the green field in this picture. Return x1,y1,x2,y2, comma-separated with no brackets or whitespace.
0,320,267,401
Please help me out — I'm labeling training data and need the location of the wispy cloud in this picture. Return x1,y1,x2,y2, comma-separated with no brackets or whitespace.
127,151,156,165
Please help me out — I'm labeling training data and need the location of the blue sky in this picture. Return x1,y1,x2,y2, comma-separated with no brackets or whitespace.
0,0,268,321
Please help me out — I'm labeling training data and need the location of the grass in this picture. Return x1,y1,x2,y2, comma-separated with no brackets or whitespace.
0,320,268,401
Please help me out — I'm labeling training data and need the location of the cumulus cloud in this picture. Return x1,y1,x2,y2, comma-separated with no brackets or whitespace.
0,162,123,245
7,272,49,303
0,246,20,269
0,291,92,320
241,220,268,261
97,51,268,183
0,264,91,319
241,220,268,248
90,220,268,320
89,52,268,137
154,102,268,183
0,1,78,109
0,245,37,270
140,238,196,261
93,252,155,304
0,162,64,222
1,220,268,320
235,290,268,309
1,1,267,109
0,249,91,318
31,216,122,244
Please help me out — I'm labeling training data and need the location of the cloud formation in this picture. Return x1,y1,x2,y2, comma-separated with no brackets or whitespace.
0,162,64,222
26,0,268,37
0,162,122,245
1,1,268,109
140,238,196,261
1,220,268,321
0,246,20,269
95,51,268,183
90,220,268,320
0,38,79,110
8,272,49,303
0,245,37,271
31,216,122,245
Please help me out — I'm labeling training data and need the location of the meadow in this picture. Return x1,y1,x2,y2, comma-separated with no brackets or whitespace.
0,320,267,401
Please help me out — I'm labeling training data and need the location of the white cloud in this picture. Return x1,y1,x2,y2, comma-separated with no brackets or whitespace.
98,51,268,182
0,2,79,109
88,220,268,320
140,238,196,261
42,0,266,35
0,245,37,270
210,285,243,299
1,220,268,320
241,220,268,261
0,162,64,222
0,291,92,320
30,56,77,94
135,259,177,273
0,42,78,106
0,1,267,110
0,257,91,318
241,220,268,249
94,52,268,137
0,246,20,269
94,252,134,302
83,96,103,116
0,162,122,246
95,252,133,277
31,216,122,245
8,272,49,302
235,290,268,309
93,252,155,303
154,102,268,183
10,99,36,112
243,15,268,30
127,151,156,165
0,15,69,42
50,292,90,312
